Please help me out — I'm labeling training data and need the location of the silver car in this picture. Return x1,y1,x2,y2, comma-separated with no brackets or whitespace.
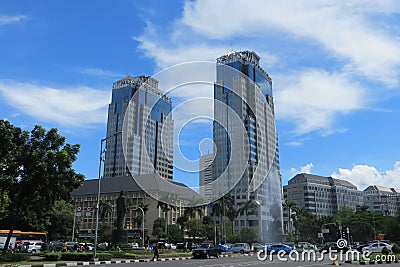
231,243,250,254
362,242,392,253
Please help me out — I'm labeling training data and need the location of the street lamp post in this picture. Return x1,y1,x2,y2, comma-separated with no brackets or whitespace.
133,206,145,248
93,132,121,259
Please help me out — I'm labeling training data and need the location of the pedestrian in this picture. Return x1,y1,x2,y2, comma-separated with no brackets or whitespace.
62,240,67,252
151,244,159,261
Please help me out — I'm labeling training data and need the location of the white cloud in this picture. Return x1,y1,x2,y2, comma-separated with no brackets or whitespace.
0,15,26,26
135,0,398,136
290,163,314,175
274,69,366,135
331,162,400,190
0,80,110,128
182,0,400,85
80,68,122,77
136,35,228,70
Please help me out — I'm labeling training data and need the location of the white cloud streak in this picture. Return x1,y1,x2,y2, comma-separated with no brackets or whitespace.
80,68,122,77
275,69,366,135
0,80,110,128
135,0,399,136
331,162,400,190
290,163,314,175
0,15,26,26
182,0,400,85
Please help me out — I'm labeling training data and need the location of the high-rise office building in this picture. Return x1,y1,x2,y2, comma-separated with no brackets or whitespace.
213,51,282,242
103,75,174,179
199,153,215,203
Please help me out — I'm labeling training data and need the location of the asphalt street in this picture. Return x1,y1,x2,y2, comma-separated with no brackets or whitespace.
104,253,400,267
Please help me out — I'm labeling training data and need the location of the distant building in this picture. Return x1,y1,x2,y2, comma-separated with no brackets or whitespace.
283,173,363,217
363,185,400,216
199,153,214,203
103,75,174,179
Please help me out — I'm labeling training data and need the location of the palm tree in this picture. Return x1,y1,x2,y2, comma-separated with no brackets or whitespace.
211,193,234,242
99,199,112,224
283,200,297,233
238,200,258,227
184,205,204,219
225,206,239,234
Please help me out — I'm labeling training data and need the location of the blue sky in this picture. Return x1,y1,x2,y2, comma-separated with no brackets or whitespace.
1,0,399,191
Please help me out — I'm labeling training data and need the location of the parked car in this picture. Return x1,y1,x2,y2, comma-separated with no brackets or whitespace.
165,243,176,249
27,241,45,253
48,241,63,252
66,242,79,251
231,243,250,254
192,242,222,259
263,244,294,255
187,242,198,250
251,243,264,252
219,244,232,252
362,242,392,253
79,243,94,251
297,242,316,250
129,242,139,248
176,243,185,250
353,243,369,252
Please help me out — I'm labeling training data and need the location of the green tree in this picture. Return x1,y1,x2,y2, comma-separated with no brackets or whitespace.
185,218,204,242
44,199,75,241
238,200,258,227
152,217,166,240
167,224,183,243
239,227,258,243
293,209,319,243
283,200,297,234
225,206,239,234
0,121,84,252
184,205,204,219
202,216,215,241
99,199,112,224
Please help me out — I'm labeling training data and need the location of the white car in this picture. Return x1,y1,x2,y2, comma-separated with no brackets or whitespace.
27,242,44,253
362,242,392,253
165,243,177,249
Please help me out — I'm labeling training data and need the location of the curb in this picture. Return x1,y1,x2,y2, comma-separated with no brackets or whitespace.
19,257,193,267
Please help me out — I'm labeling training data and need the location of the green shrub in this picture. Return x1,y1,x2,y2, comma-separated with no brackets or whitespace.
391,244,400,254
45,252,62,261
97,253,112,261
61,252,93,261
59,252,112,261
109,251,128,258
382,247,390,255
0,253,30,262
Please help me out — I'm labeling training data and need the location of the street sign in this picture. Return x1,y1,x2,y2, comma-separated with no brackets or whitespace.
322,228,330,234
75,212,82,217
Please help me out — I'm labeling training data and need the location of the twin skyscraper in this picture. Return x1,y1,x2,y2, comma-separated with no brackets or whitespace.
103,50,283,242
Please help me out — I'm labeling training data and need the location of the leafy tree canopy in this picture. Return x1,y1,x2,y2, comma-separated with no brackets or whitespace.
0,120,84,231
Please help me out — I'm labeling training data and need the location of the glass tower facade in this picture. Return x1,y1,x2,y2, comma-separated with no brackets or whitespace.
104,75,173,180
213,51,282,242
